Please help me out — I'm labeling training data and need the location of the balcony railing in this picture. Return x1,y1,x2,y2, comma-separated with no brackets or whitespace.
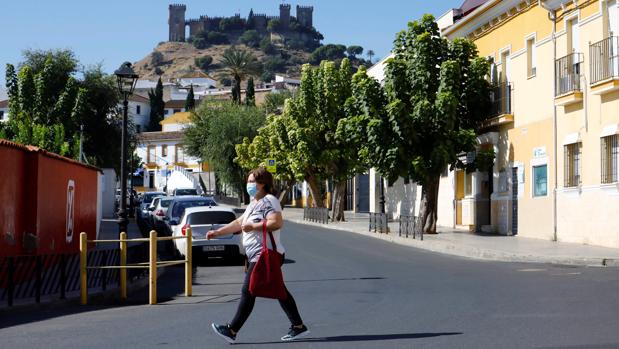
555,52,583,96
590,36,619,84
489,82,512,117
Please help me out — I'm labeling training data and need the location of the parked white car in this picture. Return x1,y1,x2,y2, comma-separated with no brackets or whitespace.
149,196,173,234
172,206,244,260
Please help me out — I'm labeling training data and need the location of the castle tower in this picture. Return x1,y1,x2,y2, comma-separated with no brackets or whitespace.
169,4,187,42
296,5,313,28
279,4,291,28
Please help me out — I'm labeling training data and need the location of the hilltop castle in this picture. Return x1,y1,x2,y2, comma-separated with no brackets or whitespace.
168,4,314,42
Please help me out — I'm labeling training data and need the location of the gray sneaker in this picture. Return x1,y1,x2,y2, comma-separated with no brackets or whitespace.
281,325,310,341
211,323,236,344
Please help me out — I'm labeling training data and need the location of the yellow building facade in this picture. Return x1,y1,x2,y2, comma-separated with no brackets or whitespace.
440,0,619,248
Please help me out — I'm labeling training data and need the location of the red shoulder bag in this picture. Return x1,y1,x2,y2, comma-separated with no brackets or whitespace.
248,221,287,300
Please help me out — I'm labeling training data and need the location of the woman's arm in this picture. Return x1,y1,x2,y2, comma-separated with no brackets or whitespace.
241,212,283,232
206,216,243,239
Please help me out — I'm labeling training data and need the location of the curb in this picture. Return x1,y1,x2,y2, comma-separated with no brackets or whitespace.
285,218,616,267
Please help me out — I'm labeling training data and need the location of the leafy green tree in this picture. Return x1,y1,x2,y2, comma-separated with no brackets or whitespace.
235,113,297,205
195,55,213,71
220,47,260,104
261,70,275,83
184,101,266,202
346,45,363,58
310,44,346,64
239,30,261,48
267,19,281,33
263,90,293,115
148,77,165,131
208,31,229,44
185,85,195,110
219,16,246,31
245,77,255,107
260,59,361,219
363,15,491,233
4,51,121,166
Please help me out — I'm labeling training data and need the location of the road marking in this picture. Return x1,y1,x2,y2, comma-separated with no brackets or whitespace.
517,268,547,272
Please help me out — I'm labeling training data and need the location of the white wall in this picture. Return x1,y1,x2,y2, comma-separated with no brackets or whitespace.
100,168,117,219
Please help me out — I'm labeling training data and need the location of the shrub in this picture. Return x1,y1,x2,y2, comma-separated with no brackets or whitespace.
263,56,287,72
151,51,164,66
155,67,164,75
239,30,261,48
220,77,232,86
261,70,275,82
267,19,281,32
260,37,276,55
195,56,213,71
207,31,229,45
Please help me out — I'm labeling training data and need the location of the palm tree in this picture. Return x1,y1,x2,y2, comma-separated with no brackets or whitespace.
220,47,260,104
366,49,375,64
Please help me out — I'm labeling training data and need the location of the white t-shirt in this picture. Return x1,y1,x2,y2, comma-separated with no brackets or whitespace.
241,194,285,262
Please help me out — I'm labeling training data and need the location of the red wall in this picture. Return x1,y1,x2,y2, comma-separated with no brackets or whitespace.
0,143,27,256
0,140,99,257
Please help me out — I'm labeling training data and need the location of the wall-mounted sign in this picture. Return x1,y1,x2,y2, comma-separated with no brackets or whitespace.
533,146,546,158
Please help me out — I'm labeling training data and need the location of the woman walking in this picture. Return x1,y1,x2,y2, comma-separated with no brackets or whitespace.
207,168,309,344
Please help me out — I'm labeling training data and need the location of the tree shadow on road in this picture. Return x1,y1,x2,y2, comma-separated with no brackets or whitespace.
237,332,463,345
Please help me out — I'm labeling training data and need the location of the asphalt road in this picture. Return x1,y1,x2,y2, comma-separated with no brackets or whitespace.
2,221,619,349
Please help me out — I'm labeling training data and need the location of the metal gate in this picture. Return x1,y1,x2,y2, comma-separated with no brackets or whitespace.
511,167,518,235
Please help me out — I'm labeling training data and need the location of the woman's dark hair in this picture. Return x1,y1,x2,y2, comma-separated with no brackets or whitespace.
249,167,276,195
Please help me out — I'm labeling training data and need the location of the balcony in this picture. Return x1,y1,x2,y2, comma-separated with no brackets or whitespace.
555,53,583,106
590,36,619,95
481,83,513,129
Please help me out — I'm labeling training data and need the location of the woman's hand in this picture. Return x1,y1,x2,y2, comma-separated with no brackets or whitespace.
241,222,258,233
206,230,218,240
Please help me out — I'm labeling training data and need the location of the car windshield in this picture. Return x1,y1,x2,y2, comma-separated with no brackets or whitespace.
187,211,236,225
175,189,198,195
171,200,217,218
160,199,173,208
142,193,164,204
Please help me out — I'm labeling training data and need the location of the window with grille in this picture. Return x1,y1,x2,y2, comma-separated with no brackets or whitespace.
162,145,168,157
175,144,185,163
601,134,619,183
564,143,581,187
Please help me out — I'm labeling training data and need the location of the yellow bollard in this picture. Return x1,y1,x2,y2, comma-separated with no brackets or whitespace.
185,227,192,297
149,230,157,305
79,232,88,305
119,232,127,301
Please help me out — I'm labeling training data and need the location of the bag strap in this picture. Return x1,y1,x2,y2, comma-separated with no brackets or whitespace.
262,221,277,251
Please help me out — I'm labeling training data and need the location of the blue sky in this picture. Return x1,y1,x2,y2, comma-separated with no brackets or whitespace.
1,0,462,86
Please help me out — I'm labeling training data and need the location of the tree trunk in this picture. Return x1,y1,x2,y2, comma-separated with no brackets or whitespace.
331,180,347,222
305,172,324,208
416,176,440,234
277,181,293,208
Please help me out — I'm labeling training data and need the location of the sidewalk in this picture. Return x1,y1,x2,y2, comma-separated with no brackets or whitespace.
283,208,619,267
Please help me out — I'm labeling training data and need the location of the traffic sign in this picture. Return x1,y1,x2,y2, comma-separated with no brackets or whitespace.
266,159,277,173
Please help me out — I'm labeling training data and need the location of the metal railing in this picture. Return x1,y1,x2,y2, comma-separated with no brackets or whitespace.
398,215,422,240
555,52,583,96
303,207,329,224
79,230,192,305
590,36,619,84
489,83,512,117
173,166,203,195
369,212,389,234
0,246,148,307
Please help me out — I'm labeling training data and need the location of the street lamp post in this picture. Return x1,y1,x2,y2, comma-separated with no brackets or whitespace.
114,62,139,236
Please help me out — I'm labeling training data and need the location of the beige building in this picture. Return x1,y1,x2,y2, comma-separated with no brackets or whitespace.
438,0,619,248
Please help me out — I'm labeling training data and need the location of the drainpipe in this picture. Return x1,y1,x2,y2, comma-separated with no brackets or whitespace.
540,0,559,242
